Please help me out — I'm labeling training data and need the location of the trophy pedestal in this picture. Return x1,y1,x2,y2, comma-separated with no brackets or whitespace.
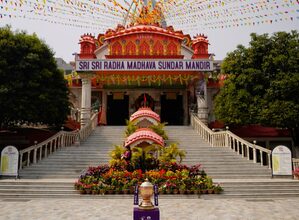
133,207,160,220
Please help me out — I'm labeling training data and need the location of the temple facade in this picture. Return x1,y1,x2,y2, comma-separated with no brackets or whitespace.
67,23,221,127
65,2,224,127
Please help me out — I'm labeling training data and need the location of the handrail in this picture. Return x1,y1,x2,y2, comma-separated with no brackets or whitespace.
190,113,272,169
18,112,98,170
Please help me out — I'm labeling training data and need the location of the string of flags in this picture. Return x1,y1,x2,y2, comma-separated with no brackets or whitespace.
0,0,298,32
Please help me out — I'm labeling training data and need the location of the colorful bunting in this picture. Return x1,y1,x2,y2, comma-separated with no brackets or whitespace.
0,0,298,32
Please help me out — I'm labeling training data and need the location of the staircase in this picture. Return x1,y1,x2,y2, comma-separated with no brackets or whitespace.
167,126,299,198
167,126,272,179
19,126,125,179
1,126,299,199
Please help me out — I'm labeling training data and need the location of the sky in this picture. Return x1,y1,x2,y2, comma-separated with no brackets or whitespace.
0,0,298,63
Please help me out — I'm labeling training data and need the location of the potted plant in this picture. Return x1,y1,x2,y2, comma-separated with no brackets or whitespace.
179,184,186,194
91,183,99,195
213,184,223,194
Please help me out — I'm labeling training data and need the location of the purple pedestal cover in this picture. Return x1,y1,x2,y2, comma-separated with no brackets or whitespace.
133,207,160,220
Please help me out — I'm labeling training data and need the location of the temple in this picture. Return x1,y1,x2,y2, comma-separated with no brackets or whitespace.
67,1,220,127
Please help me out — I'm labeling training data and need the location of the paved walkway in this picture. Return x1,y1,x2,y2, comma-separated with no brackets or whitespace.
0,197,298,220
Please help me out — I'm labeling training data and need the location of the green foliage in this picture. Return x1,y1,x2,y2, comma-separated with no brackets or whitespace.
131,145,160,172
150,122,169,140
159,143,186,163
109,145,126,167
124,119,138,137
215,30,299,146
0,26,70,128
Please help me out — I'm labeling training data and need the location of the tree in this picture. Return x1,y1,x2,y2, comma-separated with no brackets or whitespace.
214,31,299,151
0,26,70,128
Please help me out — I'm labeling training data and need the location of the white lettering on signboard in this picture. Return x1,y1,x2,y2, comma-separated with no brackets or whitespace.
75,59,213,72
272,145,292,176
0,145,19,176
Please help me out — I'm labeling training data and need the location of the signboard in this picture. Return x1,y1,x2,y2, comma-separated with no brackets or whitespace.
1,145,19,177
76,59,213,72
272,145,292,176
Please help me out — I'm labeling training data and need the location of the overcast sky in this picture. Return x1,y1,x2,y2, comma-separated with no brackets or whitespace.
1,1,298,62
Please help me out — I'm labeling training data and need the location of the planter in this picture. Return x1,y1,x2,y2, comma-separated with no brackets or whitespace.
208,189,214,194
179,189,185,194
79,189,86,194
166,189,173,194
92,190,98,195
201,189,208,194
107,190,115,194
85,189,91,194
123,189,130,194
173,189,179,194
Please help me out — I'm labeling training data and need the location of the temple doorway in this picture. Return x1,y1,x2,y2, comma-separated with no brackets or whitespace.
134,93,155,111
160,93,183,125
107,93,129,125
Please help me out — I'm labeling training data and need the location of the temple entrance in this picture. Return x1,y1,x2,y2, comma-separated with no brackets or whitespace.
160,93,184,125
134,93,155,111
107,93,129,125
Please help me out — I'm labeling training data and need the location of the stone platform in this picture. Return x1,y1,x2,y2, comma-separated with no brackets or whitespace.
0,197,298,220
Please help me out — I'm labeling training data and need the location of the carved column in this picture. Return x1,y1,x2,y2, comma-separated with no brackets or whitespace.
80,77,92,127
197,79,208,125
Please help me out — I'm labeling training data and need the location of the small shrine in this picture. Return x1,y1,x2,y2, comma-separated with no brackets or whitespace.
125,106,164,148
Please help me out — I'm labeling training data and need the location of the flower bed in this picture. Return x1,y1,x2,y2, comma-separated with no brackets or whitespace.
74,162,222,195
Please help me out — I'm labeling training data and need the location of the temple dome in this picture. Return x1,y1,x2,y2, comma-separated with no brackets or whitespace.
124,128,164,147
130,107,160,126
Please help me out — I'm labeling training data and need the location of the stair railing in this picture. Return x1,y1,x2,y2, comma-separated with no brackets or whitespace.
18,112,98,170
190,113,272,169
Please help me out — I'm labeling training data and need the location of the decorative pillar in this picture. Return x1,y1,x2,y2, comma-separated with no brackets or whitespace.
196,79,208,125
99,90,107,125
80,77,92,127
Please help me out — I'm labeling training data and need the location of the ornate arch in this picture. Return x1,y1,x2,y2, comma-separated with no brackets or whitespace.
111,41,122,55
139,41,150,56
167,41,178,55
126,41,136,55
153,41,164,56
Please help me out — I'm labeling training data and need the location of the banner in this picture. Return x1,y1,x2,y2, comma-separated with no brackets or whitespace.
76,59,213,72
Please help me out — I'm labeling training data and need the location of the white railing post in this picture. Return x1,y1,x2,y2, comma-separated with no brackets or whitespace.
260,151,264,166
253,148,257,163
19,154,23,170
33,149,37,164
247,146,250,160
27,152,30,167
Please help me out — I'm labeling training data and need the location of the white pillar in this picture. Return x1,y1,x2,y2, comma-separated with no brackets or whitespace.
80,78,92,127
197,79,208,125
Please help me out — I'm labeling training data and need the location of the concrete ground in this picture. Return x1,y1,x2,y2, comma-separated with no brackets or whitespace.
0,197,298,220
